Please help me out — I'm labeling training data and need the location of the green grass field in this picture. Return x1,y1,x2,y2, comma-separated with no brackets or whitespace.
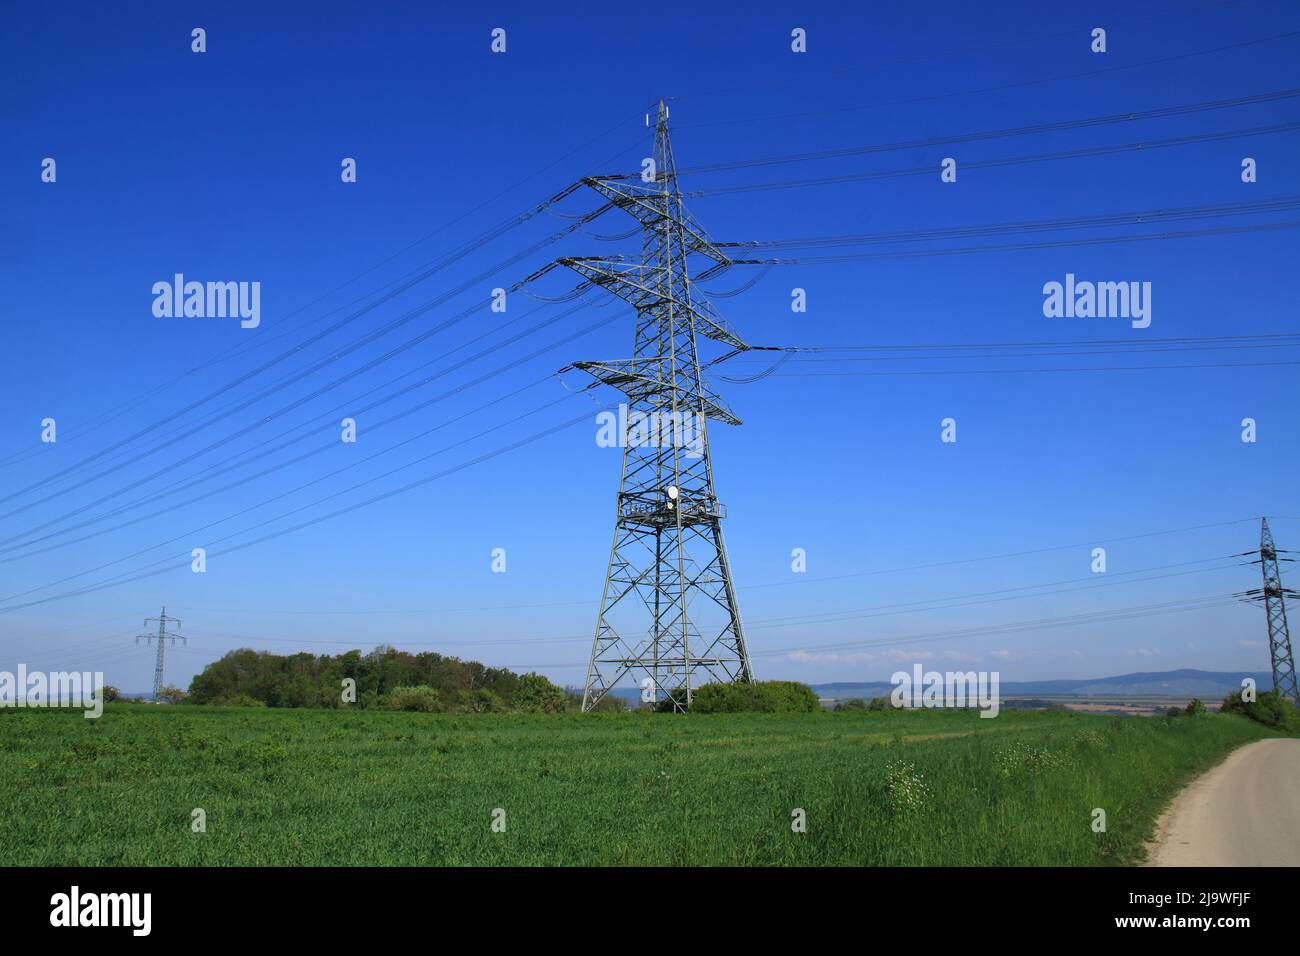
0,705,1280,865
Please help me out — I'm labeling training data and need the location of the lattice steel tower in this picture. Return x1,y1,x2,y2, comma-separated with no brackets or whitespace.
136,606,184,701
562,101,753,712
1243,518,1300,703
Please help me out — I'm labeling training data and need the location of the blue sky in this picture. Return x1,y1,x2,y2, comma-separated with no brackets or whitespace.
2,0,1298,693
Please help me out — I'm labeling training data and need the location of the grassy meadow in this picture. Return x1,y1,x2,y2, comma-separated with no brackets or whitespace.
0,704,1280,866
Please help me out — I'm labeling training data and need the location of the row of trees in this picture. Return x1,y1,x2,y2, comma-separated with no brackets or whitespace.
187,646,568,713
181,650,827,715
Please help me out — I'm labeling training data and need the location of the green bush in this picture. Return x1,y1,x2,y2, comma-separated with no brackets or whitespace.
449,688,503,714
687,680,820,714
387,685,440,713
1162,698,1206,718
1220,689,1300,731
512,673,566,714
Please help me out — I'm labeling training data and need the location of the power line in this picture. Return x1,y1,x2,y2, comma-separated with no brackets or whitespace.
686,122,1300,198
743,558,1251,632
739,359,1300,380
736,517,1264,591
676,24,1300,130
65,565,1274,675
750,593,1246,659
0,113,653,470
714,197,1300,251
352,591,1256,673
674,0,1261,104
0,403,611,613
721,220,1300,268
0,207,612,521
0,190,616,511
123,566,1293,675
0,196,564,478
0,374,557,565
0,383,602,604
740,332,1300,354
173,552,1248,646
0,302,625,558
168,517,1265,616
716,333,1300,381
666,87,1300,177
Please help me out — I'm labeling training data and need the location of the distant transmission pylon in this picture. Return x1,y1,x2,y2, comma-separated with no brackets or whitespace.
1238,518,1299,703
136,606,184,701
562,100,753,712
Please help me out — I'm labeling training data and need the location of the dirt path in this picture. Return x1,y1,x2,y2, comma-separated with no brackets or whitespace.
1148,738,1300,866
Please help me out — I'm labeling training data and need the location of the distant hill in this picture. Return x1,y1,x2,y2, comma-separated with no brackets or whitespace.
810,669,1273,701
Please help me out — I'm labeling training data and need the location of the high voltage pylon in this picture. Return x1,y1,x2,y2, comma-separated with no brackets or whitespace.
135,606,184,701
559,100,753,712
1239,518,1299,703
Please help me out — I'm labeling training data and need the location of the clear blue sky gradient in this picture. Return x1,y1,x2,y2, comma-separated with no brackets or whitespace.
2,0,1298,693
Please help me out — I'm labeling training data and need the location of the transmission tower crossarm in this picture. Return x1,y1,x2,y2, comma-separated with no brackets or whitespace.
569,358,743,425
579,177,733,266
557,256,748,350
